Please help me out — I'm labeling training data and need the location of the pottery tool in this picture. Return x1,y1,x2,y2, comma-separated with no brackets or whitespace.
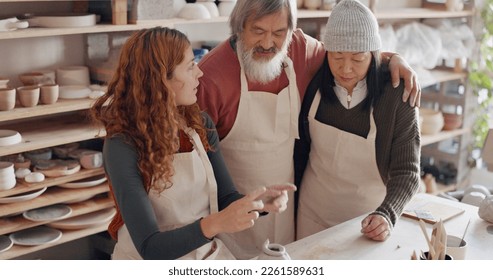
418,219,447,260
457,219,471,246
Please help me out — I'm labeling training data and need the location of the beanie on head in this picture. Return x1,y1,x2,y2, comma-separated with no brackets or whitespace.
323,0,381,52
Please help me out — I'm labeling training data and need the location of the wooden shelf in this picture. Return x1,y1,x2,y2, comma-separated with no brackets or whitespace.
0,115,105,157
421,93,465,106
422,69,467,88
0,99,96,122
0,222,110,260
421,127,469,146
0,196,113,235
0,183,109,217
0,7,474,40
297,8,473,19
375,8,474,19
0,168,104,198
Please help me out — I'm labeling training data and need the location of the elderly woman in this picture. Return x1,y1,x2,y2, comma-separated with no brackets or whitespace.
295,0,420,241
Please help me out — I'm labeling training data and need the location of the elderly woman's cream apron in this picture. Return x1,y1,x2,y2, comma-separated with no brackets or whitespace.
297,92,386,240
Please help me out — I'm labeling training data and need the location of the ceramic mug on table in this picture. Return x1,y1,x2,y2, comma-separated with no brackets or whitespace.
0,87,16,111
446,235,467,260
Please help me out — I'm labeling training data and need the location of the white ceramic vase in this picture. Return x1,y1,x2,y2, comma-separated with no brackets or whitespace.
257,239,291,260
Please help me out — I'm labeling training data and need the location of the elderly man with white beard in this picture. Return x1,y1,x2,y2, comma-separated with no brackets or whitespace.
196,0,421,260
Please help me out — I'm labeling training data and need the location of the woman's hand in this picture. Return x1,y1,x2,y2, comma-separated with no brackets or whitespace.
360,214,391,241
200,187,268,239
386,53,421,107
258,183,297,213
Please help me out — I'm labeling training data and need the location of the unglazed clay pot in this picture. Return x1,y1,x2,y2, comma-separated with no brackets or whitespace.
257,239,291,260
446,0,464,11
304,0,321,10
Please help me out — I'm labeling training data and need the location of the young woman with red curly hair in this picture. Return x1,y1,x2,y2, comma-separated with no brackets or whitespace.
91,27,295,260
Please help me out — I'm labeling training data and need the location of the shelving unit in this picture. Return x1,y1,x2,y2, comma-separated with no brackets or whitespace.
0,0,115,260
0,0,479,259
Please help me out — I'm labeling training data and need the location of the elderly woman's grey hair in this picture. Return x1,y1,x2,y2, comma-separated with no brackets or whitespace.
229,0,297,36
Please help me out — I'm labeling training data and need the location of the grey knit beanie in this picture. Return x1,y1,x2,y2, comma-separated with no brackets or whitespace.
323,0,381,52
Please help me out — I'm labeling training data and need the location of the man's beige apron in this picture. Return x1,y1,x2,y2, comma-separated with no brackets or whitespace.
218,54,300,259
297,91,386,240
112,128,235,260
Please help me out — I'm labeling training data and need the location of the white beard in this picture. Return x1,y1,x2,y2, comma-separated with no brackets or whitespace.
237,37,290,84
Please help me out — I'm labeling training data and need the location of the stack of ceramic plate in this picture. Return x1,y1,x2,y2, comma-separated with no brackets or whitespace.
0,187,47,204
9,226,62,246
57,174,107,189
48,207,116,230
0,235,13,253
23,204,72,222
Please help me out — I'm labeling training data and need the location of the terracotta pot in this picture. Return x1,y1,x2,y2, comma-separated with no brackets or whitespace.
442,113,462,131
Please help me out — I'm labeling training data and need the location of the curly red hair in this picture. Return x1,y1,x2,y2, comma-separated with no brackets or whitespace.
91,27,210,193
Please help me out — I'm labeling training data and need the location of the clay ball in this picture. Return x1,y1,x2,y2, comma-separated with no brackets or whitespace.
479,195,493,223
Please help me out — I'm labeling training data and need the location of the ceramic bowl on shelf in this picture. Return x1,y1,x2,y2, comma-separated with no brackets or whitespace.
0,130,22,146
1,153,31,169
52,142,80,158
178,3,211,20
198,2,220,17
26,13,96,28
419,108,444,135
23,148,53,162
39,83,59,104
59,85,91,99
56,66,90,86
218,1,236,16
18,72,48,86
16,85,40,107
68,149,103,169
0,76,10,88
442,112,463,130
0,87,16,111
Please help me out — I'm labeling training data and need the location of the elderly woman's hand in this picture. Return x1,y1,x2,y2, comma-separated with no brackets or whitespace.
360,214,392,241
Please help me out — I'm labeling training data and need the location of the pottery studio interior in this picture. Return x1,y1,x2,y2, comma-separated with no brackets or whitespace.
0,0,492,262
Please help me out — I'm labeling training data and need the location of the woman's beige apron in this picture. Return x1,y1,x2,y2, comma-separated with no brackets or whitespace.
112,128,235,260
296,91,386,240
218,54,300,259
